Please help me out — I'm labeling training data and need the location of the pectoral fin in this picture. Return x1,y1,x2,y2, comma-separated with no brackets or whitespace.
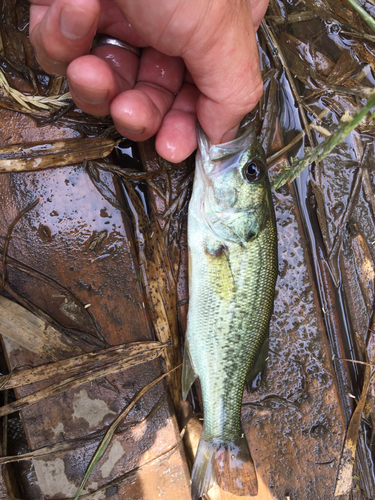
206,243,235,299
182,340,198,400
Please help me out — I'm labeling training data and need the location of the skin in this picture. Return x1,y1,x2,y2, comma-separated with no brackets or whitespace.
29,0,269,163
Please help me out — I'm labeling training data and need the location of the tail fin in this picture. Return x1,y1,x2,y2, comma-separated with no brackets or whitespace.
191,434,258,499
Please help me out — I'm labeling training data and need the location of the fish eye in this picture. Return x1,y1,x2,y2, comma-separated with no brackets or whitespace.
243,160,264,183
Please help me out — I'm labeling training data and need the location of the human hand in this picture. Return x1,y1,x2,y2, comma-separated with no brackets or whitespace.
29,0,269,163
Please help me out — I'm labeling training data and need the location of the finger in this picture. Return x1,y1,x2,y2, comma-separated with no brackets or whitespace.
66,45,139,115
110,47,185,141
197,75,263,145
92,45,139,88
29,0,100,76
155,82,199,163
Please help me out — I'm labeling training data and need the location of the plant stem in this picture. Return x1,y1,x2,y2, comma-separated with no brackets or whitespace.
345,0,375,32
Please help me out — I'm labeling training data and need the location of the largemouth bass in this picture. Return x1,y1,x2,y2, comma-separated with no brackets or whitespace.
182,124,278,499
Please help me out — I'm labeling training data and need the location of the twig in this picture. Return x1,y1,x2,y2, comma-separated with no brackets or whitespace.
334,334,375,495
266,110,328,165
1,199,39,287
332,356,375,368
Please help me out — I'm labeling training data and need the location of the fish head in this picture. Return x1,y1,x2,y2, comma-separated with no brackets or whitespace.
196,125,271,245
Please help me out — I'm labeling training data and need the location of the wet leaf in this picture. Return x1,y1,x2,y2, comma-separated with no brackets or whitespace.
280,32,335,78
327,49,361,86
122,180,182,409
0,340,163,391
0,295,81,361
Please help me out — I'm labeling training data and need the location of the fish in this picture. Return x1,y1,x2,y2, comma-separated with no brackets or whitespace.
182,124,278,499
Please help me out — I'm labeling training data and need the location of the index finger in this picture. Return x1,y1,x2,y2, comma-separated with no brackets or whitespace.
29,0,100,76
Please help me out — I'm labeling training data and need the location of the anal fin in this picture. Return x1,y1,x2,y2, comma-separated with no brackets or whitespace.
182,340,198,400
246,335,269,393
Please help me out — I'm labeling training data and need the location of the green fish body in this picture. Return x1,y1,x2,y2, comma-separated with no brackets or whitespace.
183,125,278,499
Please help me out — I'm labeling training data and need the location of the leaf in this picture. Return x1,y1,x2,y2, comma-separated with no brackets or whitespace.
0,295,81,361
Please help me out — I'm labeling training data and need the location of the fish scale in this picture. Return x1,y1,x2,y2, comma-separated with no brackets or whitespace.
183,125,278,499
191,218,276,439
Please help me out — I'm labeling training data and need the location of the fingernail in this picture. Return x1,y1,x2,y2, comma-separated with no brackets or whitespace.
221,125,239,144
114,121,145,136
60,5,97,40
70,83,108,105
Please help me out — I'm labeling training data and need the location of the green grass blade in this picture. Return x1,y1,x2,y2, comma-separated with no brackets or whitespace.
272,90,375,190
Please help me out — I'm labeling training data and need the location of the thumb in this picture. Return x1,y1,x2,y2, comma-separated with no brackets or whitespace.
183,1,264,144
197,75,263,144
